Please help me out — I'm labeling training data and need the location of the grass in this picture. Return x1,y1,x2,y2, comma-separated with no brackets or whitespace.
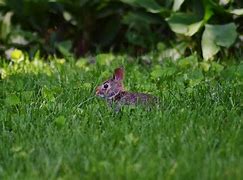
0,54,243,179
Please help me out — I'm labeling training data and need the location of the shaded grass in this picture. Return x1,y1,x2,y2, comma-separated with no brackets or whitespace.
0,58,243,179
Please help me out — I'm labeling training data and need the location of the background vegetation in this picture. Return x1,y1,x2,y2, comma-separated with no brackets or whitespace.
0,0,242,59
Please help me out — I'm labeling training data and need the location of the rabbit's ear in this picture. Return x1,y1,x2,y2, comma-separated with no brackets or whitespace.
113,67,124,81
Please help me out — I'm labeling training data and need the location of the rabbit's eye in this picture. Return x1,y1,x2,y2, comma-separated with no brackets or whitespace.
103,83,109,89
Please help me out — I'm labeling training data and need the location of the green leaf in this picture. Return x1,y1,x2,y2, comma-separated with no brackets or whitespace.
187,70,204,87
0,0,6,5
221,65,237,80
76,58,88,69
203,2,214,22
200,62,211,72
96,53,114,66
202,23,237,60
136,0,162,13
56,40,72,57
54,116,66,128
201,26,220,60
172,0,185,11
235,63,243,78
219,0,230,5
166,13,203,36
123,11,161,25
178,54,198,69
42,87,55,102
83,82,92,90
230,9,243,16
125,133,139,145
5,94,20,106
0,11,13,41
121,0,163,13
151,66,177,79
211,62,224,73
158,42,187,60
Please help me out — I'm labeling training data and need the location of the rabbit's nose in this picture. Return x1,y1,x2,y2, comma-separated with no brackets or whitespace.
95,87,100,95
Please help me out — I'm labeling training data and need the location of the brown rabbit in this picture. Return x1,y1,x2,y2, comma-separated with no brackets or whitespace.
96,67,158,111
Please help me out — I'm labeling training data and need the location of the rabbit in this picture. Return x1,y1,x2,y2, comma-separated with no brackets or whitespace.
96,67,158,111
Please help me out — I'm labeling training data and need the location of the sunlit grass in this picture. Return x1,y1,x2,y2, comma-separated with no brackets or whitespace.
0,54,243,179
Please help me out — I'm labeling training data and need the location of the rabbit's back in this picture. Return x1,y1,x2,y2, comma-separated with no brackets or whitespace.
115,91,158,105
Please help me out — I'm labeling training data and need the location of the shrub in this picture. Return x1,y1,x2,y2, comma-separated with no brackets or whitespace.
0,0,242,59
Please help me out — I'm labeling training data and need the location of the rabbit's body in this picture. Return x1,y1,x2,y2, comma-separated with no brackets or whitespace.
113,91,157,105
96,67,158,111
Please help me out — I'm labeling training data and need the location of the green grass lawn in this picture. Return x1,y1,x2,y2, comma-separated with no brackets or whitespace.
0,55,243,179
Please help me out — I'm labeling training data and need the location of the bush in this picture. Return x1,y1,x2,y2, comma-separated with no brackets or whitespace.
0,0,242,59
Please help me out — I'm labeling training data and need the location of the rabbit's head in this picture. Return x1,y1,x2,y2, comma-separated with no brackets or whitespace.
96,67,124,99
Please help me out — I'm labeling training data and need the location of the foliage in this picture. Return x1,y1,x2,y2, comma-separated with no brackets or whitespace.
201,23,237,60
166,0,243,60
0,54,243,179
0,0,242,59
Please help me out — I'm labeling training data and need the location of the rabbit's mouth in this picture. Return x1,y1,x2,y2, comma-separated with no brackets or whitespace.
96,91,118,100
99,94,105,98
96,89,107,99
96,87,120,100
